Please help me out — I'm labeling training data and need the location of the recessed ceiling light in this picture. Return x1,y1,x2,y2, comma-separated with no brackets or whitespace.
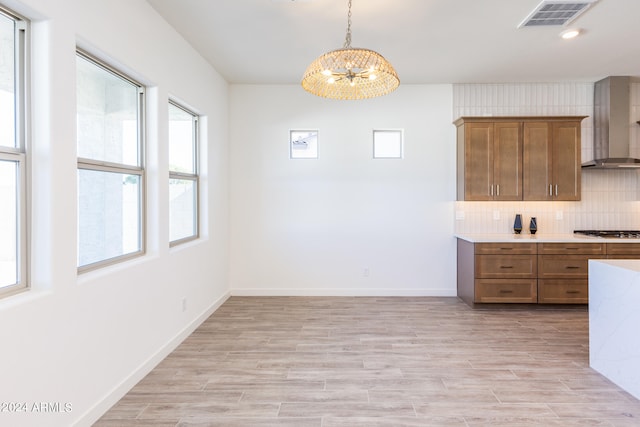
560,28,581,39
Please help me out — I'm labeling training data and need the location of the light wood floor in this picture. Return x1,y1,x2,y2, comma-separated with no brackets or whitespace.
96,297,640,426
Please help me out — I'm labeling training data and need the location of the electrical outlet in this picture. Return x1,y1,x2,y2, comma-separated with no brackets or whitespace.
363,268,370,277
556,210,563,220
493,210,500,220
455,210,465,220
181,297,187,312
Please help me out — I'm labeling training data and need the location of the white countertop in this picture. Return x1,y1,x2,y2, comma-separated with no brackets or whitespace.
454,233,640,243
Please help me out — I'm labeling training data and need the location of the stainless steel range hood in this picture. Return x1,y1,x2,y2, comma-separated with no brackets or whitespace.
582,76,640,169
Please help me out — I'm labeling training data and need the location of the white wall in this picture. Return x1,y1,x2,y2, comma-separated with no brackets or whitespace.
453,82,640,234
0,1,230,426
229,84,457,296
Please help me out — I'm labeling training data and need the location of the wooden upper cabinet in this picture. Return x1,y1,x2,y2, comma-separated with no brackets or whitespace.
456,120,522,201
552,121,582,201
463,122,493,201
456,116,585,202
522,122,552,200
494,123,523,200
523,120,582,200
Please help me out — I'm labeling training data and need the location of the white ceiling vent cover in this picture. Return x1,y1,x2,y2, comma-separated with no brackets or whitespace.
518,0,597,28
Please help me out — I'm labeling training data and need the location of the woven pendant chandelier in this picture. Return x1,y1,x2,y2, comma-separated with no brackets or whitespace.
301,0,400,100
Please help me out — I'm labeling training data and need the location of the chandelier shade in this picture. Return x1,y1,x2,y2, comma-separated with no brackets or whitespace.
301,0,399,100
301,47,399,100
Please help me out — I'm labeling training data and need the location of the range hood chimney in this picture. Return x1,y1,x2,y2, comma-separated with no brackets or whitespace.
582,76,640,169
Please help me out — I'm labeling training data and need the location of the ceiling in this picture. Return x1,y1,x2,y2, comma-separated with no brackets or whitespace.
145,0,640,85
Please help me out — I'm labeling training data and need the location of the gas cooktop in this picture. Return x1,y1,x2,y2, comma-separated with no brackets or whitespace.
574,230,640,239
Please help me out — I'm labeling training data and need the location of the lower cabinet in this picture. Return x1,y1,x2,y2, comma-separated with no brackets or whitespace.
456,239,633,306
475,279,538,303
538,279,588,304
537,243,605,304
457,240,539,305
473,242,537,303
606,243,640,258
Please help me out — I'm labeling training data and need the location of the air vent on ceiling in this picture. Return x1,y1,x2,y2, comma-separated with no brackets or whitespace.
518,0,597,28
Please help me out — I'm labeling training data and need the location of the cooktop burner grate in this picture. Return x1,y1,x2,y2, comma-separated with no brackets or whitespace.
574,230,640,238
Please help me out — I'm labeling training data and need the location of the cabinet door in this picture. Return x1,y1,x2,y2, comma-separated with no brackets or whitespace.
538,243,605,255
538,279,588,304
475,254,537,278
553,121,581,201
538,255,592,279
523,122,553,200
475,243,537,255
464,123,493,200
475,279,538,303
607,243,640,257
493,122,522,200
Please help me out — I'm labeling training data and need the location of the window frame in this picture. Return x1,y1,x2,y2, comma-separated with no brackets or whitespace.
76,49,146,273
289,129,318,159
0,5,29,298
373,129,404,159
168,100,199,247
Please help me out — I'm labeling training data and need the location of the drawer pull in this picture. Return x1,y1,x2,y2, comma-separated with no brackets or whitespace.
565,266,581,269
500,266,514,269
499,290,514,294
565,247,579,250
499,247,513,250
566,290,581,294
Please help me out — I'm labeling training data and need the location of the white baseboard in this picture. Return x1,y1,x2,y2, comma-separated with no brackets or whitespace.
74,291,231,427
231,288,457,297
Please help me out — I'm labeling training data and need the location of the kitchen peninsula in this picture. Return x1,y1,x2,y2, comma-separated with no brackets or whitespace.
589,259,640,400
456,233,640,306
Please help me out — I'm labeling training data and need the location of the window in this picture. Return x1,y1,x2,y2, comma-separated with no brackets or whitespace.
168,101,198,245
373,129,403,159
76,51,145,271
290,130,318,159
0,6,28,297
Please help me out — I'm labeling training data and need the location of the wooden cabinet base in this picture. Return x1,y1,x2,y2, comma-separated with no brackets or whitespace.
458,239,640,307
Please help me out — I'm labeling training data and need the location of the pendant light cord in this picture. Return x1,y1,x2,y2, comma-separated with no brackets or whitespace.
343,0,352,48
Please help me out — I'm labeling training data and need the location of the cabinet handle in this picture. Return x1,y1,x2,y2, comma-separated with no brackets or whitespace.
565,266,580,269
566,290,581,294
497,184,500,196
499,290,514,294
565,247,579,250
555,184,558,196
549,184,553,196
490,185,493,196
500,266,514,269
499,247,513,250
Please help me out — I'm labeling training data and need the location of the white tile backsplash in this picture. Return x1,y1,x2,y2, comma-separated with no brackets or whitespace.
453,82,640,234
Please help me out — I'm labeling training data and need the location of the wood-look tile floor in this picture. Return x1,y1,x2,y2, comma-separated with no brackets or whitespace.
95,297,640,426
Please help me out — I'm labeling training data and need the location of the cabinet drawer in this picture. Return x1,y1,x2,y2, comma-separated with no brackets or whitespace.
475,279,537,303
475,243,537,255
538,279,588,304
538,243,605,255
537,255,597,279
606,243,640,257
475,255,537,278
